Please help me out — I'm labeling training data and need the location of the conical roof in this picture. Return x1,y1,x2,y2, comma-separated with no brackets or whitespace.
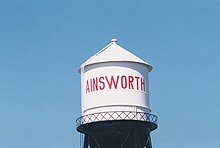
80,39,153,72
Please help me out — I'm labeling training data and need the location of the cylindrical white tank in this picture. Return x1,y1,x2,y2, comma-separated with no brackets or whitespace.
79,39,153,117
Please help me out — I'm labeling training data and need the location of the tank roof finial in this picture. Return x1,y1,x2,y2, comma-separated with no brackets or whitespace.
111,38,117,43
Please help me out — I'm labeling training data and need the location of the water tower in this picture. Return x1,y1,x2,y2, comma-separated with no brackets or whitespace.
76,39,158,148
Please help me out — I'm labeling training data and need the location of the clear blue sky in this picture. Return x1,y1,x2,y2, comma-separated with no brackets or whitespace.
0,0,219,147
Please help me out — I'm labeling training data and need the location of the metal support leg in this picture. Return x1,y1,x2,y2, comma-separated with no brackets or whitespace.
84,134,89,148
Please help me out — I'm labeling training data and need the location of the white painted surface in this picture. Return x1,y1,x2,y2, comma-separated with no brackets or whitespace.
80,41,152,72
80,40,152,116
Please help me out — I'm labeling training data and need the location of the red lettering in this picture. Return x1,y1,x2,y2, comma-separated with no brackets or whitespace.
92,77,98,92
86,80,90,94
85,75,146,93
99,76,105,90
121,75,127,89
141,77,145,91
135,76,140,90
128,76,134,89
105,76,119,89
90,79,93,92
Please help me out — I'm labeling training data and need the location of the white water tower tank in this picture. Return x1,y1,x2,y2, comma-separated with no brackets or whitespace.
76,39,158,148
79,39,153,117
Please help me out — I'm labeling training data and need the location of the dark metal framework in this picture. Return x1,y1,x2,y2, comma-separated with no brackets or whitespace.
76,111,158,129
76,111,158,148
